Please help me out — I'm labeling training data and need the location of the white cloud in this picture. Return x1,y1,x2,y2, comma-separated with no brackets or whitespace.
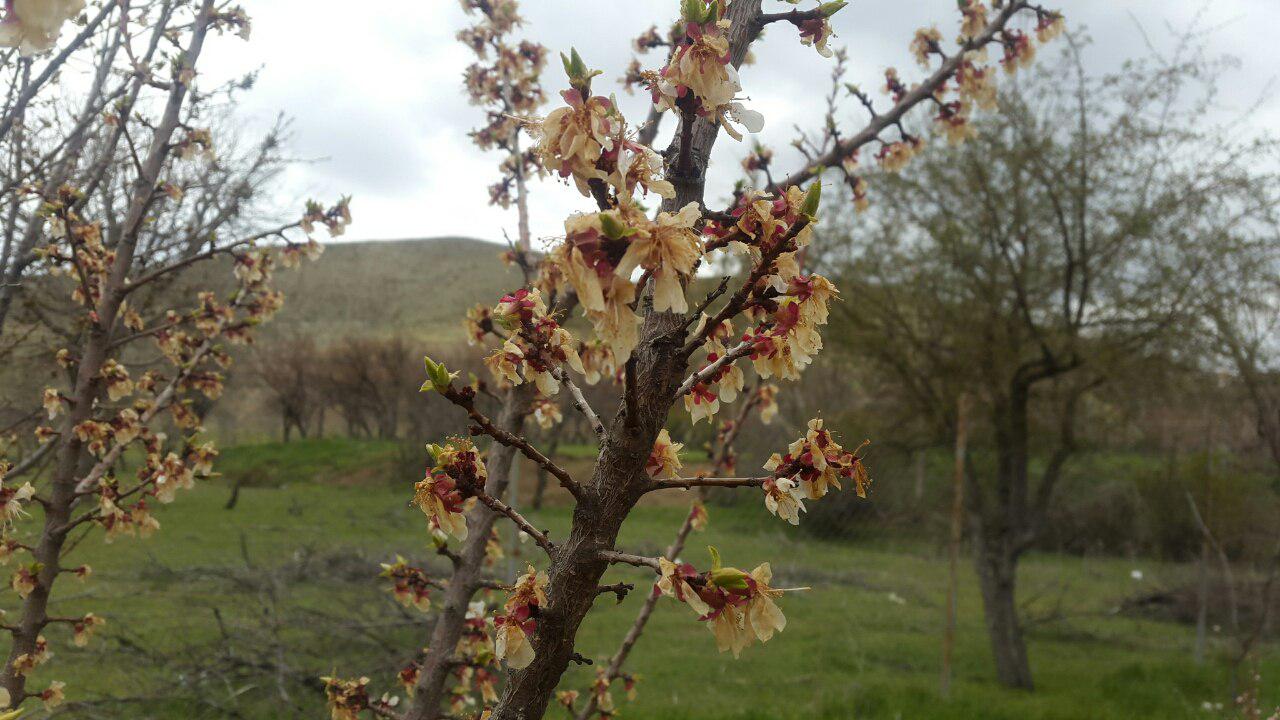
197,0,1280,244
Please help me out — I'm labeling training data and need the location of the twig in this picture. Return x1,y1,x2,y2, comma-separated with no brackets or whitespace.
597,550,662,573
555,367,604,437
684,276,732,328
470,489,556,556
648,476,769,492
440,385,583,500
595,582,635,604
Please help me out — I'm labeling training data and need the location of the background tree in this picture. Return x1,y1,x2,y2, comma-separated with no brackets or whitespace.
252,336,325,442
820,38,1280,688
0,0,346,710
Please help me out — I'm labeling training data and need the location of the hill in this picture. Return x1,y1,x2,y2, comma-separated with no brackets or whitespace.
260,236,524,343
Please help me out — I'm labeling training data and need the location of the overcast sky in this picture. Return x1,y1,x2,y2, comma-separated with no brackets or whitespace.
198,1,1280,246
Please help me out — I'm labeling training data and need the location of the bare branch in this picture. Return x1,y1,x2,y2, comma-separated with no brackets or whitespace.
597,550,662,573
773,0,1034,190
554,368,604,437
595,582,635,604
469,488,556,557
648,476,769,492
439,385,584,500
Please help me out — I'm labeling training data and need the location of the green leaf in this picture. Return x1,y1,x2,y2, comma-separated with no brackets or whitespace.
599,212,637,241
421,356,456,393
682,0,703,23
819,1,849,18
801,181,823,220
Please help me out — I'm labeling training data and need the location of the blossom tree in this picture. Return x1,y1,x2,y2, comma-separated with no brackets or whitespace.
327,1,1061,718
0,0,347,710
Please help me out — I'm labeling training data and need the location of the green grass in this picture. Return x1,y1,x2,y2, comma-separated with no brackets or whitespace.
215,437,403,487
15,439,1278,719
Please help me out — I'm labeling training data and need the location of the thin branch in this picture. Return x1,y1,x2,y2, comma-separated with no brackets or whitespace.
1186,491,1240,633
675,339,754,399
470,488,556,556
440,385,583,499
1,441,54,482
595,582,635,603
121,222,299,294
773,0,1034,190
554,368,604,437
754,8,824,33
684,275,732,328
648,476,768,492
597,550,661,573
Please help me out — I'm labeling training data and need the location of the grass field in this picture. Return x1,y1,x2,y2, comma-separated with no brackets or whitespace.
24,439,1279,719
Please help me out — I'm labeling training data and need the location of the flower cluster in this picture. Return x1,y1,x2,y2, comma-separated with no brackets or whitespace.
646,429,684,478
413,438,487,542
492,565,548,669
577,340,618,385
0,467,35,528
321,677,368,719
655,547,789,657
534,52,677,203
531,395,563,429
379,556,436,612
650,0,763,140
684,317,744,424
301,197,353,238
763,418,871,522
0,0,84,57
704,184,816,254
554,200,701,361
483,288,585,395
797,6,841,59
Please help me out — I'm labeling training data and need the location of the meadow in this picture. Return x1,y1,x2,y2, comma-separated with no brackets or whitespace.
29,439,1278,719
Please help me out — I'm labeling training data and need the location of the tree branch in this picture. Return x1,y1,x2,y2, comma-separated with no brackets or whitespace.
440,385,583,499
470,488,556,556
647,476,769,492
675,339,754,398
597,550,661,573
773,0,1033,190
554,368,604,437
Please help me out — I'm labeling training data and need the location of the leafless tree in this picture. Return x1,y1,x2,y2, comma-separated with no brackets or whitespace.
822,37,1280,688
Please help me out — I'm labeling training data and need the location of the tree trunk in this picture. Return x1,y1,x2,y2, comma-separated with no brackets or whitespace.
404,386,533,719
974,538,1033,690
941,396,968,696
489,314,686,720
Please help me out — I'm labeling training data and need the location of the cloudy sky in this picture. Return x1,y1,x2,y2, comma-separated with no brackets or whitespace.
199,0,1280,246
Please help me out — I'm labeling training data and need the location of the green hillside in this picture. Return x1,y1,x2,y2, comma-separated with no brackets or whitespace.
260,236,524,342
